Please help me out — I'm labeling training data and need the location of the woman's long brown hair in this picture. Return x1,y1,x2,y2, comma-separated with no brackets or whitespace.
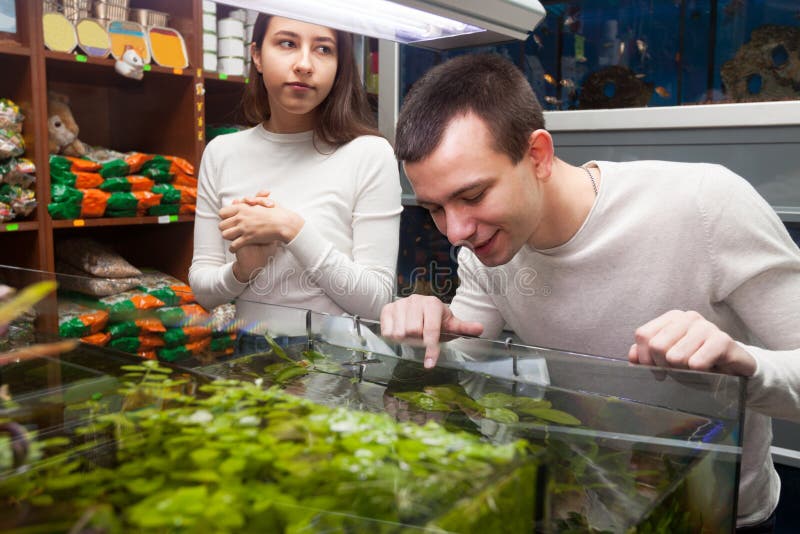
241,13,381,149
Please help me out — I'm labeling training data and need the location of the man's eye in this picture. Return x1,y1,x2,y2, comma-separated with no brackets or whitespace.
464,191,484,203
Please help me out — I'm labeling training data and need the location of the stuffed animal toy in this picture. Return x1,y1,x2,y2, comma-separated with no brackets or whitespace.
47,91,87,157
115,46,144,80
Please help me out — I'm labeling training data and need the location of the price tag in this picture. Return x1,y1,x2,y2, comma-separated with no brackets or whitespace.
219,73,228,80
75,54,88,63
173,67,184,75
4,223,19,231
169,215,178,222
73,219,85,227
158,215,171,224
143,64,152,72
245,77,249,84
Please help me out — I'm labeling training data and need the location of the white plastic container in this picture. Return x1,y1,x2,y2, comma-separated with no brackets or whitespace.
218,36,244,58
245,24,254,43
203,52,217,72
229,9,246,22
202,0,216,13
203,12,216,32
219,56,245,77
203,32,217,52
217,17,243,39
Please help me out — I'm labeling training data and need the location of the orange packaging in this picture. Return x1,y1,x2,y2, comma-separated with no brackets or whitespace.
136,317,166,334
79,188,110,218
65,157,101,172
133,190,162,210
138,335,165,350
80,309,109,334
81,331,111,346
179,204,195,215
74,172,104,189
173,172,198,188
127,175,156,191
174,184,197,205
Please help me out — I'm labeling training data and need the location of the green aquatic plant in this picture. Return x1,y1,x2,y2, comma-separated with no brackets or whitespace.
0,362,541,533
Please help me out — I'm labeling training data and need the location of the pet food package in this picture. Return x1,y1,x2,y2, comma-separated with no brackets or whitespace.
50,169,104,189
0,98,23,133
109,335,165,352
151,183,181,204
155,303,209,327
0,129,24,160
210,333,236,352
58,238,142,278
49,155,101,173
56,261,141,297
0,184,36,220
81,331,111,347
99,176,155,192
163,326,212,347
207,302,237,334
157,337,211,362
96,289,165,321
138,269,195,306
0,158,36,188
106,317,166,339
58,298,109,338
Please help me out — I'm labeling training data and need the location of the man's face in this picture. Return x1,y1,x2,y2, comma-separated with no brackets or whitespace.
406,113,540,267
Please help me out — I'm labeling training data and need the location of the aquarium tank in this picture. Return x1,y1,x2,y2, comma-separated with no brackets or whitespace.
400,0,800,111
0,262,745,532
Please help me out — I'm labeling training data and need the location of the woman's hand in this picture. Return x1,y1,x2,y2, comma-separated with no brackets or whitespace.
219,195,304,253
232,242,278,283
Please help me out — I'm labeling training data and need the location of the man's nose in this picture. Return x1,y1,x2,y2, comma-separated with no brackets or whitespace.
445,208,476,246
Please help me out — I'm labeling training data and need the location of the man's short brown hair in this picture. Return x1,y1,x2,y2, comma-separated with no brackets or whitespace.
395,53,544,164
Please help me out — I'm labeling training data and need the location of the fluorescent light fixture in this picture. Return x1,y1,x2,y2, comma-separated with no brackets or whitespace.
215,0,545,49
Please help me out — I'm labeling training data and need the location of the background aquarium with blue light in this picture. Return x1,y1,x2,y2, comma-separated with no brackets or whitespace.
400,0,800,111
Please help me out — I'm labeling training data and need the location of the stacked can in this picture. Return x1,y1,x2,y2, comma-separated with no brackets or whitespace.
244,10,258,67
217,13,245,77
202,0,217,72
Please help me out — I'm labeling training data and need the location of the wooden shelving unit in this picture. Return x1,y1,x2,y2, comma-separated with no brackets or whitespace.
0,0,248,284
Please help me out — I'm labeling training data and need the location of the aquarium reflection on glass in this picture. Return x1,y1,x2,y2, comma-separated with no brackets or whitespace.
399,0,800,111
0,266,744,532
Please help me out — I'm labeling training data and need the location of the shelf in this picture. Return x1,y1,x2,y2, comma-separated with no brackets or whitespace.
0,41,30,57
203,72,248,85
51,215,194,229
44,50,194,79
1,220,37,233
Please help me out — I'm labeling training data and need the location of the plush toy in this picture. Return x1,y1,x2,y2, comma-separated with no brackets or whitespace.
115,45,144,80
47,91,87,157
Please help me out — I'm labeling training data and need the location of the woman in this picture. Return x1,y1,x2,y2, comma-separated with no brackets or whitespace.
189,14,402,348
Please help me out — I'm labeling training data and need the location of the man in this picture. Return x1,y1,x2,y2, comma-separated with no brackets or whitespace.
380,53,800,532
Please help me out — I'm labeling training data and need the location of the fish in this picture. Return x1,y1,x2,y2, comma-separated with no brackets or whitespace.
654,86,671,98
635,73,647,79
560,78,576,90
544,73,557,85
636,39,647,55
619,42,626,56
544,96,562,105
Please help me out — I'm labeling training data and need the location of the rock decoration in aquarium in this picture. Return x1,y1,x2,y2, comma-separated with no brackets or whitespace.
0,360,541,533
721,25,800,103
578,65,654,109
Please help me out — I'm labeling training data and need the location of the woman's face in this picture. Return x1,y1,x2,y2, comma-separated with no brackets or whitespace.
252,16,338,125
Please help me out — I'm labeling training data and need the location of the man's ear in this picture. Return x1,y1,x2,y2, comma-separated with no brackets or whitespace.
526,129,555,181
